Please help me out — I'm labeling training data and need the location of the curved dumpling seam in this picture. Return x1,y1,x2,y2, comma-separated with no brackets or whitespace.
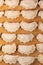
37,54,43,64
20,21,38,32
1,33,16,42
3,22,20,32
21,10,38,19
36,34,43,42
38,22,43,31
5,10,20,18
20,0,38,9
2,43,16,54
36,43,43,53
38,11,43,19
18,45,35,55
3,55,18,64
5,0,19,8
38,0,43,8
17,34,34,43
18,56,36,65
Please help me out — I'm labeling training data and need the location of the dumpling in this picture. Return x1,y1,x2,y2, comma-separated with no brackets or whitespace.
38,22,43,31
0,23,2,27
3,22,20,32
18,56,35,65
5,11,20,18
0,0,4,7
20,0,38,9
1,33,16,42
18,45,35,55
0,55,3,62
2,44,16,54
36,34,43,42
5,0,19,8
17,34,34,43
37,54,43,64
0,11,4,17
21,10,38,19
38,0,43,8
20,21,37,32
3,55,18,64
38,11,43,19
36,43,43,53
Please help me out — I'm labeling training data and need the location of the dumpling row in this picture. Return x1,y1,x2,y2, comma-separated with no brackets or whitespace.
0,11,20,18
0,54,36,65
0,21,38,32
20,10,43,19
20,0,43,9
0,0,19,7
0,21,43,32
18,44,43,55
1,33,34,43
1,10,43,19
0,0,43,9
0,54,43,65
0,32,42,43
0,43,43,55
0,10,38,19
0,33,43,43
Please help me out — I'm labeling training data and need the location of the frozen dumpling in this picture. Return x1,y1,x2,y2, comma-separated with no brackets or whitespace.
37,54,43,64
17,34,34,43
36,43,43,53
2,44,16,54
20,0,38,9
3,22,20,32
20,21,37,32
1,33,16,42
5,11,20,18
38,22,43,31
36,34,43,42
5,0,19,8
38,11,43,19
21,10,38,19
18,45,35,55
3,55,18,64
18,56,35,65
38,0,43,8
